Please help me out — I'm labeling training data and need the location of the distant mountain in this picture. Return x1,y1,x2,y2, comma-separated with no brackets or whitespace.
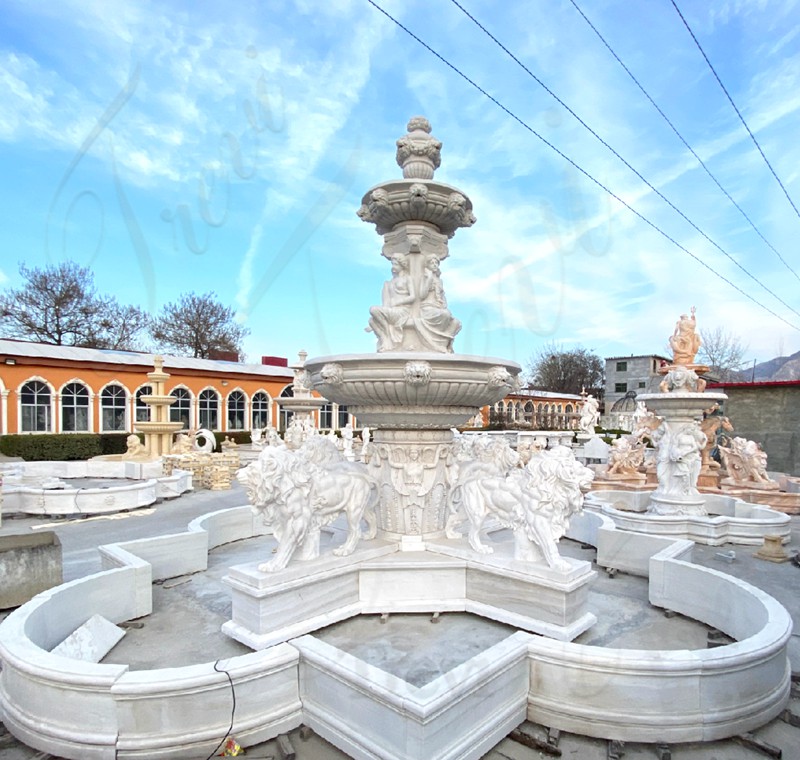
752,350,800,381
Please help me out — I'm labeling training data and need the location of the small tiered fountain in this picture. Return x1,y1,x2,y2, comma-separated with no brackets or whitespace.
274,350,327,449
136,356,185,458
1,357,192,516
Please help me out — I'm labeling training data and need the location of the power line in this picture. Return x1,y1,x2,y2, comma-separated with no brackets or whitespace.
670,0,800,227
570,0,800,285
364,0,800,333
448,0,800,319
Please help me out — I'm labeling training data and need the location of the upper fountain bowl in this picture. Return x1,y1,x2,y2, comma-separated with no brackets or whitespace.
357,180,476,238
306,352,521,429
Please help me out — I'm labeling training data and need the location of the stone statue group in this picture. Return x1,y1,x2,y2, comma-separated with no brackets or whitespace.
238,428,594,574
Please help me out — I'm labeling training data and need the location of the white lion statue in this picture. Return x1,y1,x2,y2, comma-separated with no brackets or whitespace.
446,445,593,571
237,437,378,572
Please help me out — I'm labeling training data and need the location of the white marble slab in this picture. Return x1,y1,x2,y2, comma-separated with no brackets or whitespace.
51,614,125,662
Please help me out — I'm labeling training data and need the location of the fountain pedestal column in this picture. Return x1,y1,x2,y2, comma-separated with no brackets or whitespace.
639,391,726,517
367,428,454,541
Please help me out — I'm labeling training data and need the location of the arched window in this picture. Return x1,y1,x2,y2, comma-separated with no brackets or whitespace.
227,390,246,430
170,388,192,428
20,380,51,432
135,386,151,423
279,385,293,431
320,402,333,430
101,384,127,431
61,382,89,432
199,389,219,430
565,404,573,414
337,404,350,430
251,392,270,429
524,401,534,423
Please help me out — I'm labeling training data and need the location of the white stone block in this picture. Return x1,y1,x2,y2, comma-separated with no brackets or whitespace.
51,614,125,662
223,543,397,649
583,436,610,461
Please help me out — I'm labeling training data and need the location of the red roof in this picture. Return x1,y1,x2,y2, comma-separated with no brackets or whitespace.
707,379,800,389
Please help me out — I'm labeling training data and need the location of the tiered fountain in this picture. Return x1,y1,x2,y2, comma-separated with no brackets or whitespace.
222,119,598,757
274,350,327,447
586,310,790,544
136,356,185,458
306,116,522,542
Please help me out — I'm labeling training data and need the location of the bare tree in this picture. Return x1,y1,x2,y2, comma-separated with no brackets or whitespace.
90,303,152,352
527,343,605,397
0,262,149,350
698,327,748,381
150,292,249,359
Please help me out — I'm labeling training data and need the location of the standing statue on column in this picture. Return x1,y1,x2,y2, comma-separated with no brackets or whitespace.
579,394,600,434
669,307,701,366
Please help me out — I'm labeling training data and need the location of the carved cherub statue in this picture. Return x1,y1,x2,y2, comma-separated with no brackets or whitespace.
606,437,645,478
121,434,149,461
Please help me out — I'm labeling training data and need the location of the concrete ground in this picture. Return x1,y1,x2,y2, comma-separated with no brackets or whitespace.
1,483,799,759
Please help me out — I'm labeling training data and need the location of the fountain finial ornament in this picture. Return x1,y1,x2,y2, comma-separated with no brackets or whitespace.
659,306,709,393
669,306,701,366
396,116,441,179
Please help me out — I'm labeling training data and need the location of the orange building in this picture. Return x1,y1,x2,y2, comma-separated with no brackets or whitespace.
0,339,354,436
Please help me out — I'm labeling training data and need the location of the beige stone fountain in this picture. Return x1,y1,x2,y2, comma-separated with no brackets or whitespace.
133,356,185,459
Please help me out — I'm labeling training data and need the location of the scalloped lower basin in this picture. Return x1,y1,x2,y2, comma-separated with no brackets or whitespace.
585,489,791,545
306,352,521,428
0,507,791,759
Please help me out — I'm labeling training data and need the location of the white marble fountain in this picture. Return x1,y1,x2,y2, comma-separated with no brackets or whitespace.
0,119,791,760
225,117,597,654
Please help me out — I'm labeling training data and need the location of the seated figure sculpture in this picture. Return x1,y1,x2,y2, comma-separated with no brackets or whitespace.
366,252,461,353
121,434,149,461
417,255,462,352
237,437,378,572
366,253,416,352
606,436,645,478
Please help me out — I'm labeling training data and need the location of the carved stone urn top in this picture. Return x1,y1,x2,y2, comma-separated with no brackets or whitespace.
357,117,475,238
396,116,442,180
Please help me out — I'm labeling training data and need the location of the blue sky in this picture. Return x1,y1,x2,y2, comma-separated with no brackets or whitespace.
2,0,800,372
